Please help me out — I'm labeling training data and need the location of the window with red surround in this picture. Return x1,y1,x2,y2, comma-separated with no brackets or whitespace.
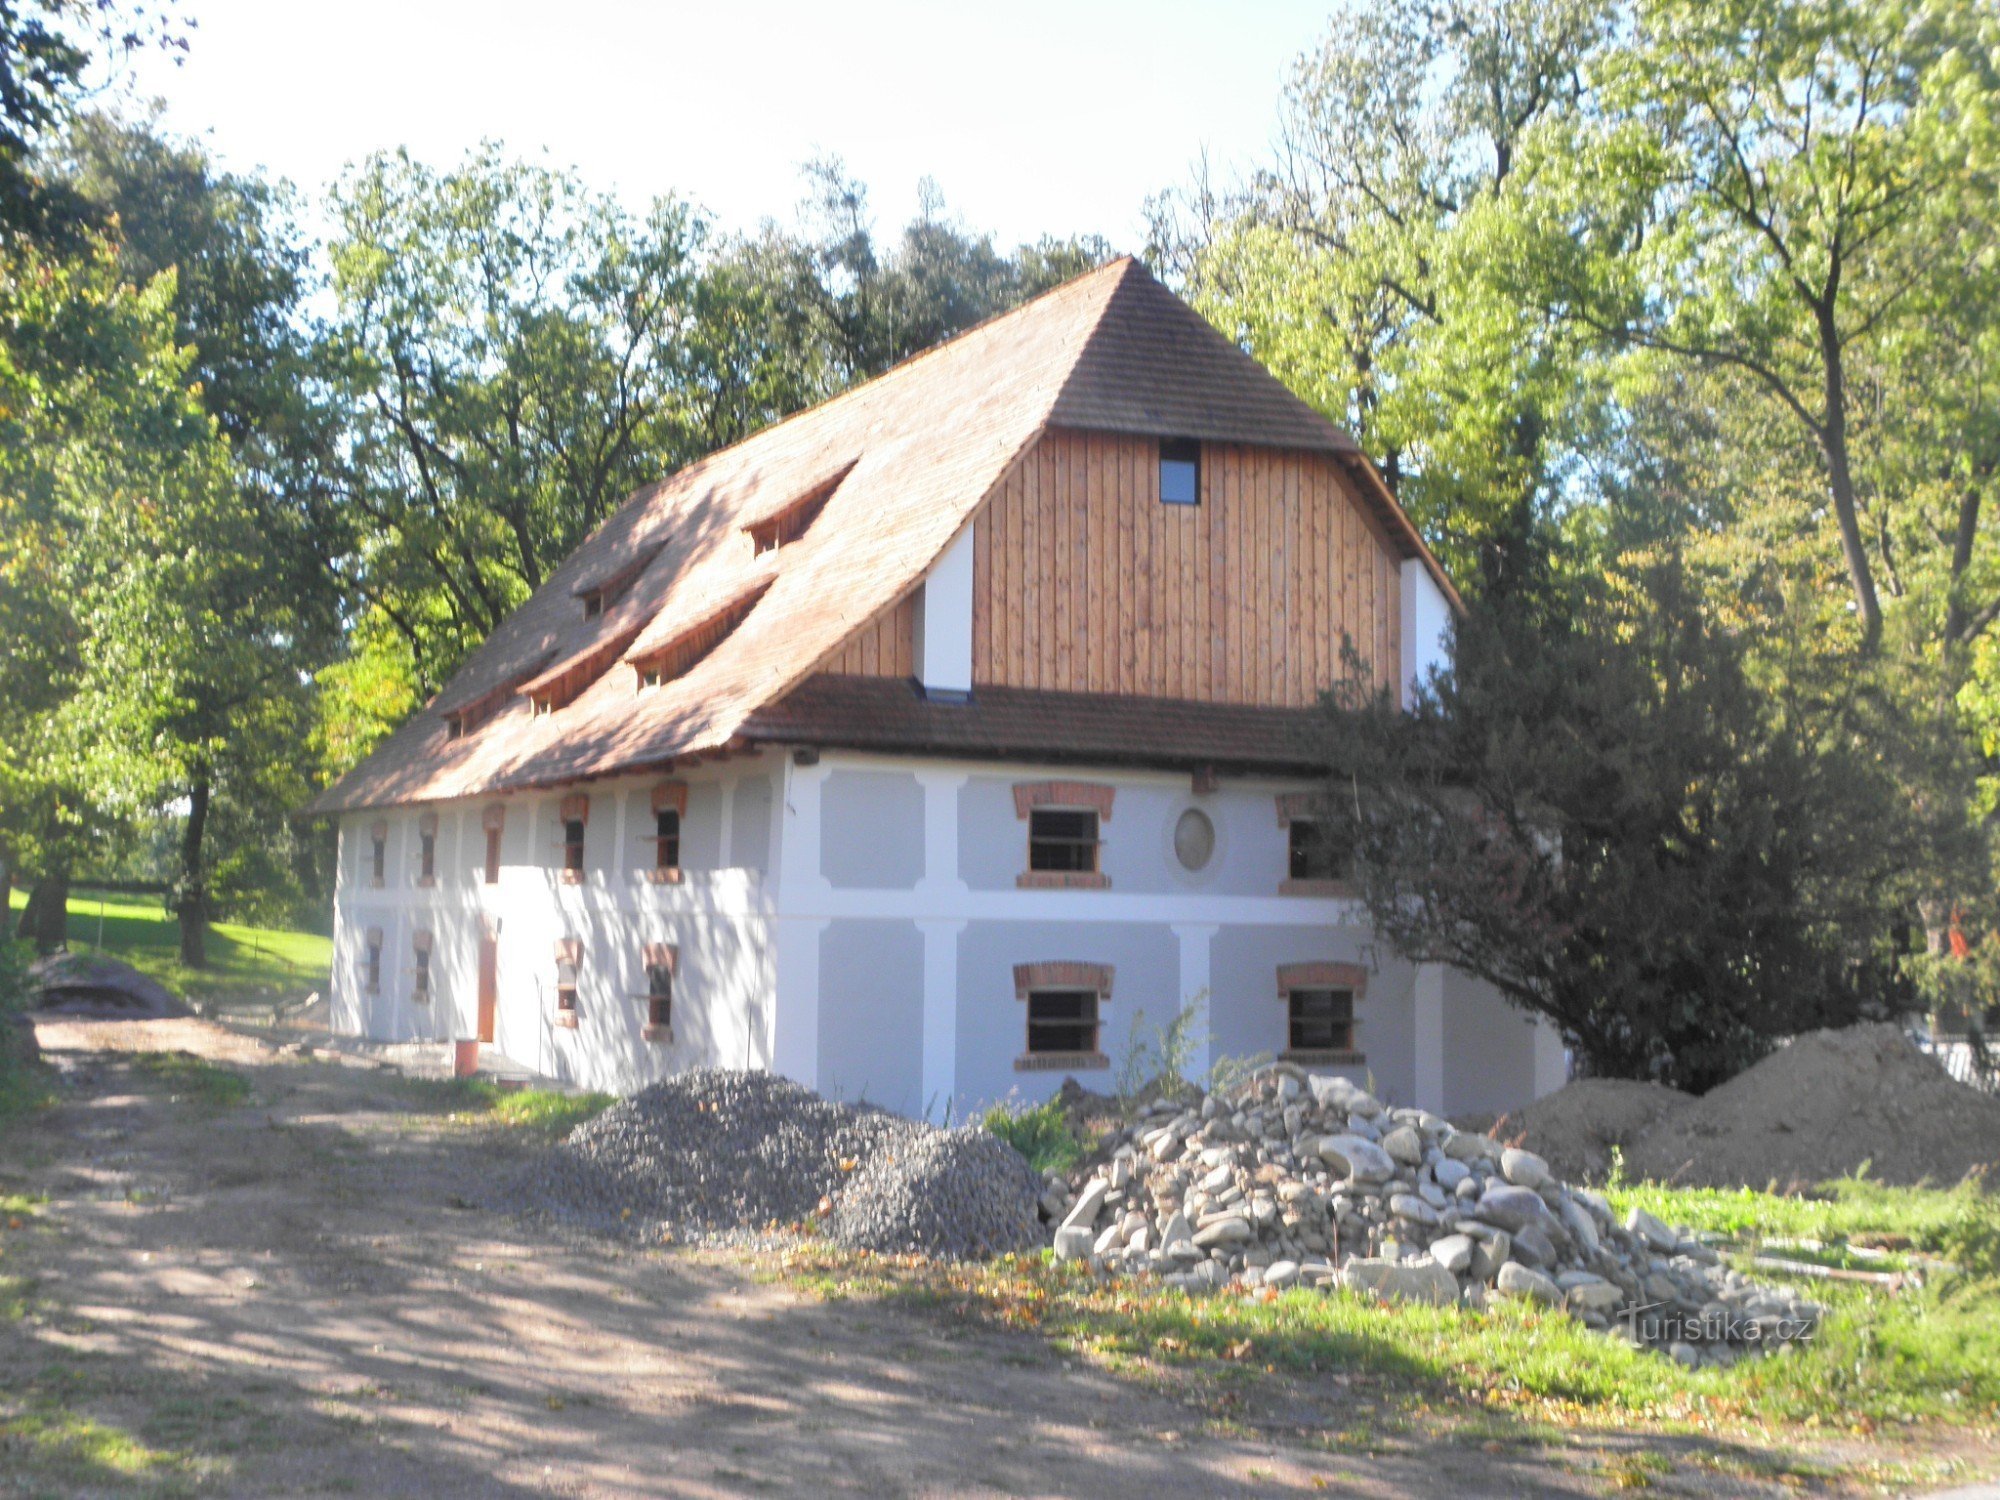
558,794,589,882
1275,792,1355,894
417,811,439,885
1015,782,1112,889
647,781,687,883
553,938,582,1026
1012,962,1112,1070
1277,962,1366,1062
641,941,677,1040
482,804,504,885
412,929,434,1002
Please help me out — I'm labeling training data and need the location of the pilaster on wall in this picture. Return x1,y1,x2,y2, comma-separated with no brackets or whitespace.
915,769,969,900
1533,1016,1569,1099
1172,923,1218,1084
918,918,967,1121
914,523,975,697
770,758,834,1087
1413,963,1445,1114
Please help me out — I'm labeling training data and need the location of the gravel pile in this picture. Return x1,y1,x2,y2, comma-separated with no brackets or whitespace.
518,1067,1041,1257
828,1127,1043,1257
1045,1062,1822,1368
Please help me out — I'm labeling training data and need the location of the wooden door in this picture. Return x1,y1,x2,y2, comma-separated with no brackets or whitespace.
477,935,498,1044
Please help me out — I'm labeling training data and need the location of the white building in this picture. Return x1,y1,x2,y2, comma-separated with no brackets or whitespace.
311,259,1566,1119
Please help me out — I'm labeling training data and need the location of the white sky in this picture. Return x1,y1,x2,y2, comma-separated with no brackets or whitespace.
124,1,1332,250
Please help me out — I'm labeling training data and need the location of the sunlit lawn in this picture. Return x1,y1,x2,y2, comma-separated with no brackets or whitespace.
7,888,330,1015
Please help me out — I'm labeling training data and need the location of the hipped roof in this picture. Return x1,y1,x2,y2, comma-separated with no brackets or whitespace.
308,257,1454,815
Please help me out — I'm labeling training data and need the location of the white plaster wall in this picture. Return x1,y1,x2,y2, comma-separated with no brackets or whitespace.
332,746,1555,1121
331,760,782,1095
1400,558,1453,705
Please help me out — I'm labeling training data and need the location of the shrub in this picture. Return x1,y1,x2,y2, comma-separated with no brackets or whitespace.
982,1095,1082,1176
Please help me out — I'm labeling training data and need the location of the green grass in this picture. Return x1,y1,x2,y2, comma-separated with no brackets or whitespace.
783,1174,2000,1452
127,1052,252,1110
414,1077,614,1137
1604,1174,2000,1272
6,888,330,1015
0,1400,203,1494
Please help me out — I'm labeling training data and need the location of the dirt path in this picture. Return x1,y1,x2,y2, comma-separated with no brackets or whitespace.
0,1020,1980,1498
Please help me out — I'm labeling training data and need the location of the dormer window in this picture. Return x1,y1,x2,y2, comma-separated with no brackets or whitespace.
744,461,855,555
582,590,604,621
1160,437,1200,506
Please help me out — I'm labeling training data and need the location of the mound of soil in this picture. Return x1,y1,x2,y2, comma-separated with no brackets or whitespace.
30,955,190,1019
1483,1078,1697,1185
1625,1022,2000,1191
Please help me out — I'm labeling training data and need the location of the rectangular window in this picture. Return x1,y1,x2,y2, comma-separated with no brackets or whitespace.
1028,808,1099,873
412,944,432,1002
582,590,603,621
370,834,386,886
1026,988,1099,1056
646,962,673,1031
364,937,382,994
563,818,586,875
654,809,680,878
419,830,436,882
555,957,580,1014
1288,818,1352,882
1159,437,1200,505
1288,987,1354,1053
484,827,501,885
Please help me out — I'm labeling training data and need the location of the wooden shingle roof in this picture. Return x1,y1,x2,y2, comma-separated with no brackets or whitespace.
308,257,1449,814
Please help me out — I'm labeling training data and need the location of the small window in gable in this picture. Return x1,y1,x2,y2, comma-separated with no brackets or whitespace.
412,930,433,1002
553,939,582,1026
1159,437,1200,506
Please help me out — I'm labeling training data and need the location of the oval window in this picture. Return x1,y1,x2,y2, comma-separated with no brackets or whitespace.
1173,808,1215,872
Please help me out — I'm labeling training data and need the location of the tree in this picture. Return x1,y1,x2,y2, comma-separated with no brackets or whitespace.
1566,0,2000,655
0,233,226,952
1148,0,1613,592
1316,533,1969,1092
54,115,332,963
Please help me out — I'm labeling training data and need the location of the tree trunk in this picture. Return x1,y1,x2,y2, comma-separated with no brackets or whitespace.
1816,302,1883,653
178,775,210,969
17,872,69,954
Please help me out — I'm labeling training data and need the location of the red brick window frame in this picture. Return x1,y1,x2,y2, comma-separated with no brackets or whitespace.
553,937,583,1027
640,941,678,1041
363,927,383,994
646,781,687,884
1277,961,1367,1064
412,928,434,1003
417,811,439,886
368,819,388,888
482,804,505,885
1275,792,1355,896
1014,781,1113,890
1013,962,1113,1071
558,794,590,884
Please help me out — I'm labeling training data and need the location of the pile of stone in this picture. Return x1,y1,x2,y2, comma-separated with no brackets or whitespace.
520,1068,1043,1259
1041,1064,1821,1367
